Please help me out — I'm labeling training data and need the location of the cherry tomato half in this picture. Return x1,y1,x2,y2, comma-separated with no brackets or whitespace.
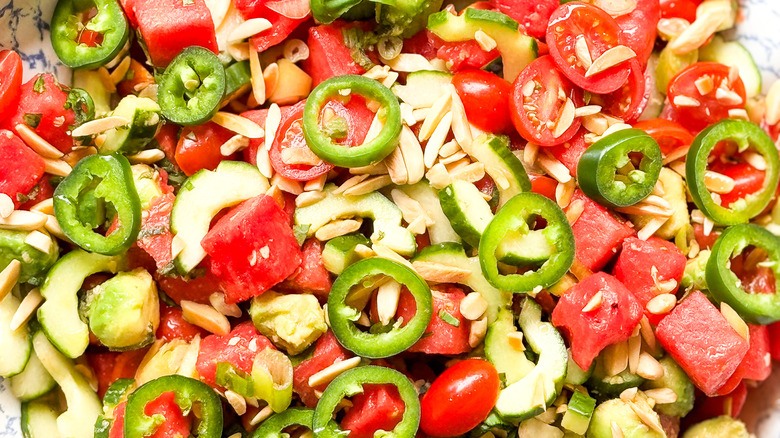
510,55,583,146
595,58,647,123
546,2,633,94
633,118,693,155
453,70,513,134
269,101,334,181
175,122,236,176
710,161,765,208
420,359,500,437
615,0,661,66
667,62,747,132
660,0,702,22
0,50,23,124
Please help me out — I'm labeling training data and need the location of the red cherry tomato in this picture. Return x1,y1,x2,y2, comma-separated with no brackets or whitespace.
174,122,236,176
269,101,335,181
633,118,693,155
667,62,746,132
529,173,558,200
660,0,702,22
0,50,23,124
510,55,583,146
420,359,500,437
453,70,513,134
595,58,647,123
489,0,559,40
614,0,661,66
546,2,633,94
710,161,765,208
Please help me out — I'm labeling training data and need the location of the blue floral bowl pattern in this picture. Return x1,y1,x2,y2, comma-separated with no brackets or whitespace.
2,0,780,436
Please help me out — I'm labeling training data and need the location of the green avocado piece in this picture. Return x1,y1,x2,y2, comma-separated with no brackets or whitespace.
0,228,59,285
587,398,664,438
681,250,710,292
250,291,328,355
682,416,750,438
87,268,160,350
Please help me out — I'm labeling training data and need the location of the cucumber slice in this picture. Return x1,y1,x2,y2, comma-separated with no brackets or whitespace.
391,70,452,110
638,53,665,121
223,61,252,104
493,299,567,422
484,308,535,385
99,95,162,155
465,134,531,208
321,233,370,275
700,36,762,98
21,399,61,438
641,356,695,417
428,8,537,81
10,352,56,402
438,180,493,248
561,391,596,435
171,161,269,274
396,182,461,245
72,70,111,117
37,250,122,358
496,229,555,265
587,357,645,400
32,331,102,438
0,293,31,377
413,242,510,323
565,349,593,386
295,184,417,256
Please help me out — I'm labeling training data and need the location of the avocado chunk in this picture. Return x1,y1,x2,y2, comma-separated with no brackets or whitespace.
249,291,327,355
99,95,163,155
131,164,165,210
642,356,695,417
0,228,59,285
681,250,710,292
682,416,750,438
587,398,664,438
88,268,160,350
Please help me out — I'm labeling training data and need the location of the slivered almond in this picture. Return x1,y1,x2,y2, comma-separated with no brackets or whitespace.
744,151,767,171
575,36,593,68
24,230,52,254
344,175,392,197
220,135,251,157
628,334,642,374
721,302,749,341
585,45,636,77
391,189,428,226
440,151,468,165
592,0,637,17
460,292,488,321
646,294,677,315
672,95,701,107
728,108,749,120
412,260,471,283
582,114,610,135
363,112,385,144
566,199,586,225
694,75,715,95
765,80,780,125
385,147,409,185
399,126,426,184
263,62,280,102
574,105,602,118
212,112,264,138
418,92,452,142
0,260,21,302
283,38,309,63
0,194,13,219
296,191,326,208
523,142,539,166
14,124,63,159
281,146,322,166
364,65,390,81
716,87,743,105
657,17,690,40
424,112,453,168
380,53,436,72
553,99,576,138
249,406,274,426
44,215,69,242
616,203,673,218
601,122,632,138
382,71,399,89
639,315,658,353
376,280,402,325
181,300,231,335
644,388,678,405
605,341,629,377
400,102,416,126
351,161,389,176
426,163,451,190
209,292,242,318
637,217,668,241
556,179,576,208
449,162,485,184
354,244,375,259
620,387,638,402
662,145,690,164
308,357,362,388
636,352,664,380
449,85,473,150
271,174,303,195
704,170,736,194
668,2,731,54
0,210,47,231
372,244,414,269
248,44,266,105
43,158,72,177
71,116,129,137
582,291,603,312
228,18,272,42
611,421,625,438
127,149,165,165
537,152,572,183
225,390,246,415
474,30,497,52
305,175,328,192
315,219,362,241
97,67,116,93
642,195,672,210
469,317,488,348
334,174,369,195
109,56,131,84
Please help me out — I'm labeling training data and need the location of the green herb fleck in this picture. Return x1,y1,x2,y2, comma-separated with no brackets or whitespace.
438,309,460,327
23,113,42,129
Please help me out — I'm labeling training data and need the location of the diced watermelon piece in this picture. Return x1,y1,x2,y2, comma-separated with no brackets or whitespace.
567,190,636,271
280,239,332,299
196,321,274,387
395,285,471,355
302,24,365,87
293,330,353,407
340,384,405,438
0,130,45,208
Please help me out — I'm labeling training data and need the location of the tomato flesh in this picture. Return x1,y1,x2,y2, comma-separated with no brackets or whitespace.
420,359,500,437
0,50,23,124
633,118,693,155
269,101,335,181
710,161,765,208
667,62,746,132
453,70,513,134
595,59,646,123
175,122,237,176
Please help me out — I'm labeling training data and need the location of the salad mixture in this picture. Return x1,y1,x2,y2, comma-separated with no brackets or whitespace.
2,0,780,437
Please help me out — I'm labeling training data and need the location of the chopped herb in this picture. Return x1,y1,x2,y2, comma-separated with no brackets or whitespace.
293,224,311,246
33,75,46,94
23,113,42,129
64,88,96,127
438,309,460,327
137,225,168,240
16,184,40,204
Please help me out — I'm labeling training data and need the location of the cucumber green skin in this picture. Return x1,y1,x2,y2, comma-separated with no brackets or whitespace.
413,242,510,323
468,135,531,208
321,233,370,275
72,70,111,117
10,353,56,402
37,250,123,359
0,294,32,378
295,184,416,256
397,182,461,245
223,61,251,101
171,161,269,274
100,96,162,155
0,228,59,285
561,391,596,435
641,356,695,417
586,364,645,401
32,331,102,438
484,309,535,385
493,300,567,422
655,45,697,94
587,399,664,438
565,349,593,386
438,181,493,248
21,399,61,438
